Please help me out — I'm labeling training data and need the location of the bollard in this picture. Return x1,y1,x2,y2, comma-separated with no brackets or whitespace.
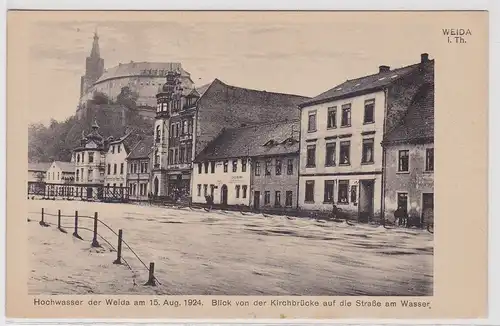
113,229,123,265
73,210,82,240
144,262,157,286
39,208,49,227
57,209,67,233
91,212,101,247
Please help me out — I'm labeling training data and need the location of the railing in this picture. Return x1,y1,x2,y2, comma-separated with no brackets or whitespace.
28,208,160,287
27,182,130,203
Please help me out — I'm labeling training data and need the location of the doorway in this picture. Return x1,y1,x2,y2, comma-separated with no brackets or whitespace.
253,191,260,210
154,177,159,196
358,180,375,223
221,184,228,205
422,193,434,225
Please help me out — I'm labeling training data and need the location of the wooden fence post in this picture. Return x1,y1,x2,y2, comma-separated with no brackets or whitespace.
73,210,82,240
144,262,157,286
91,212,101,247
113,229,123,264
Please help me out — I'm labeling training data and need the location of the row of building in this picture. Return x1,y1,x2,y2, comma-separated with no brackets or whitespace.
29,52,434,225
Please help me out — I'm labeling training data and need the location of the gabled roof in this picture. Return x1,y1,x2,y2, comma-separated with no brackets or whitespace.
195,81,214,97
28,162,51,172
383,82,434,145
53,161,75,173
194,120,300,162
300,61,432,108
127,136,154,160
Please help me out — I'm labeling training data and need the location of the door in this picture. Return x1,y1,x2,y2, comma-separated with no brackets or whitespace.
86,187,93,199
253,191,260,210
221,184,228,206
154,177,159,196
358,180,374,223
422,193,434,225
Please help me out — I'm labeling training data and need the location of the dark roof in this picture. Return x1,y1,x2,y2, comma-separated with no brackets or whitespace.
54,161,75,173
383,83,434,144
28,162,51,172
195,120,300,162
128,136,153,159
300,62,426,108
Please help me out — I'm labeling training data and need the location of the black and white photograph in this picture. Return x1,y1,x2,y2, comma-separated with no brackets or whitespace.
24,13,437,297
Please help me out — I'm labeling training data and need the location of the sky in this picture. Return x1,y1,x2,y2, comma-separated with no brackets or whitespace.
26,12,435,125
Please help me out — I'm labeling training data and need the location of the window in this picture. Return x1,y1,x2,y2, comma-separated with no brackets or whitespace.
242,160,247,172
57,172,60,180
168,149,173,165
155,150,160,166
255,161,261,176
264,191,271,205
324,180,334,203
111,146,115,154
142,162,148,173
120,163,124,174
306,145,316,167
275,159,282,175
82,153,85,163
350,185,357,205
175,123,180,137
338,180,349,204
198,163,202,174
287,159,294,175
179,147,185,163
236,185,240,198
242,185,247,198
285,191,293,207
265,159,272,176
77,154,80,163
426,148,434,172
107,164,111,175
364,99,375,124
361,138,374,164
174,149,178,164
305,180,315,202
118,145,121,153
186,145,192,162
397,192,408,214
341,104,351,127
339,141,351,165
113,164,117,175
197,184,201,196
223,160,228,173
88,152,94,163
327,107,337,129
232,160,238,172
398,150,409,172
203,184,208,196
210,161,215,173
210,185,215,197
308,111,317,132
325,142,336,166
204,162,209,174
275,191,281,207
170,124,174,138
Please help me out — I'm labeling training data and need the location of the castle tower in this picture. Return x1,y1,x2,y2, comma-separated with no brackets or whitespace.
80,30,105,97
151,70,182,197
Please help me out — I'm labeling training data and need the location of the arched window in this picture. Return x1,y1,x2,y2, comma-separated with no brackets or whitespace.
155,125,161,142
154,149,160,165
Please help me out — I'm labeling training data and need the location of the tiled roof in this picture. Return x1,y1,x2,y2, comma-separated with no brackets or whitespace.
300,63,423,108
383,82,434,144
128,136,154,159
95,62,190,84
28,162,51,172
54,161,75,173
195,120,300,162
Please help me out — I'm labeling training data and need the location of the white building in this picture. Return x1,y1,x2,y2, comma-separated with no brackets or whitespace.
46,161,75,184
104,133,132,189
298,53,434,222
27,162,51,183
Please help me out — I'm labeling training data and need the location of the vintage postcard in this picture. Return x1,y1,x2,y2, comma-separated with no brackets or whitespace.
6,10,488,319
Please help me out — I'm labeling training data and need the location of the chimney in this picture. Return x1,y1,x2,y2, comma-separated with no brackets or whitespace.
421,53,429,63
379,65,390,73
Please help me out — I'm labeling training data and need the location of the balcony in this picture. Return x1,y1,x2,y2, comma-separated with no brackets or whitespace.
179,133,193,142
156,110,170,119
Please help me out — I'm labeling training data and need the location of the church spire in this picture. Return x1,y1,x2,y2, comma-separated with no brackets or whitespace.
90,28,100,58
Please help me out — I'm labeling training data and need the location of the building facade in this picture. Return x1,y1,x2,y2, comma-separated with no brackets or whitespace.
153,77,309,200
126,137,153,201
382,83,434,226
27,162,51,183
104,134,131,189
46,161,75,184
298,53,434,222
193,120,300,211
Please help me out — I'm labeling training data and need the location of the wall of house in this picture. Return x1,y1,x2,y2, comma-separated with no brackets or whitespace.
126,158,150,201
46,164,63,184
74,150,105,184
250,154,299,211
104,142,128,188
383,143,434,224
298,90,385,217
191,158,251,206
